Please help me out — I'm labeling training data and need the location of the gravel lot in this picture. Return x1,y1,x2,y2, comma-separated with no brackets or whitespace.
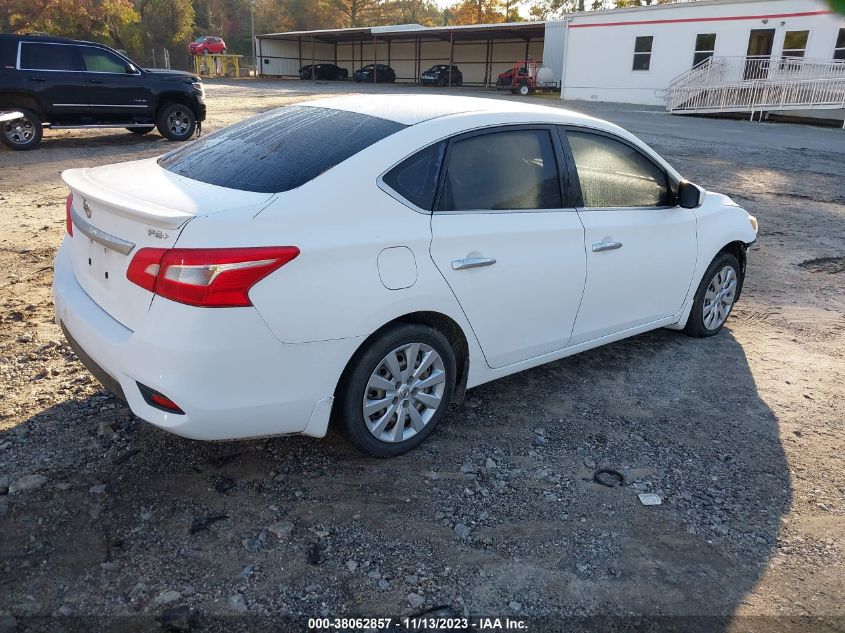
1,79,843,632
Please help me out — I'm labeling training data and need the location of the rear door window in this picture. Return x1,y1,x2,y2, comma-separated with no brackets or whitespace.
19,43,82,71
436,129,563,211
158,105,406,194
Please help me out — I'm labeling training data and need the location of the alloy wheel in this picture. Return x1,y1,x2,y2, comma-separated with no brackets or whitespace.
703,265,737,330
362,342,446,443
3,116,35,146
167,109,191,136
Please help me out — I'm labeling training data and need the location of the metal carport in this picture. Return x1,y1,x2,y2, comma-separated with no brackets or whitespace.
256,21,553,88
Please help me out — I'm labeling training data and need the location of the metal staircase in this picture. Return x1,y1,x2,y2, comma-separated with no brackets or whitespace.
665,55,845,124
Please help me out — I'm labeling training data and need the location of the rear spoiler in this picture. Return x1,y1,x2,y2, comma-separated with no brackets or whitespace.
62,168,193,230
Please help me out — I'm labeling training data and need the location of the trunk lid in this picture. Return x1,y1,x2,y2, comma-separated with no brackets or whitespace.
62,157,274,331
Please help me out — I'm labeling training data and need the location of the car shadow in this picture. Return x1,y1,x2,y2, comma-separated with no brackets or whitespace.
0,326,789,628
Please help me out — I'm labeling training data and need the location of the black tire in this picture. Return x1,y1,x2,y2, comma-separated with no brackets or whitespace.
336,323,457,458
156,103,196,141
202,48,209,54
127,126,154,135
1,108,43,150
684,252,741,338
221,48,227,54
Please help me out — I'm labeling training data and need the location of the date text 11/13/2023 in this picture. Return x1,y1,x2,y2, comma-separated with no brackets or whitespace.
307,616,528,630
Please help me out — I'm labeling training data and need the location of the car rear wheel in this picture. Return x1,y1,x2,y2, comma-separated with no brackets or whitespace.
684,252,741,337
156,103,196,141
1,109,43,150
202,48,209,54
221,48,227,54
336,323,456,457
127,126,154,135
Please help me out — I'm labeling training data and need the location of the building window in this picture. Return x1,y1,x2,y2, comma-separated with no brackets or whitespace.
836,28,845,61
693,33,717,66
782,30,809,59
632,36,653,71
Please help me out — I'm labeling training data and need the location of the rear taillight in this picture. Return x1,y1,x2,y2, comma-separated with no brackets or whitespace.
66,193,73,236
126,246,300,307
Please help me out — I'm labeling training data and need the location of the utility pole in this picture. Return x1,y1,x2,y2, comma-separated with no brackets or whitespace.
250,0,257,77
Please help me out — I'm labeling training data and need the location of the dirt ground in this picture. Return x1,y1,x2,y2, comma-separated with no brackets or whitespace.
1,80,843,632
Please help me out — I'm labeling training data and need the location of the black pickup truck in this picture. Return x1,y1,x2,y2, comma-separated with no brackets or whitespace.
0,34,206,150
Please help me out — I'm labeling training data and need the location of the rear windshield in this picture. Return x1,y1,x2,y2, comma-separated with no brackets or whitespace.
158,106,406,193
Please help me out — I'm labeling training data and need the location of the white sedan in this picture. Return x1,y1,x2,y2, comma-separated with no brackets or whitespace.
53,95,758,457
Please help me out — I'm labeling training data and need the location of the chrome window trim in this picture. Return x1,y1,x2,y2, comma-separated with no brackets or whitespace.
575,205,678,213
70,209,136,255
53,104,148,108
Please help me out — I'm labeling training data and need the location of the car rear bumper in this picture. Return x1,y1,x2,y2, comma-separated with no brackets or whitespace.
52,240,361,441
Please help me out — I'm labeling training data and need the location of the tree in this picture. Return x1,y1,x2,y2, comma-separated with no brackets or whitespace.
445,0,506,25
529,0,579,19
382,0,442,25
1,0,140,48
331,0,382,27
138,0,194,51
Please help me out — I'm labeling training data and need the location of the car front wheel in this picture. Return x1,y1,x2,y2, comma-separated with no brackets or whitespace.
336,324,456,457
1,109,43,150
156,103,196,141
684,252,741,337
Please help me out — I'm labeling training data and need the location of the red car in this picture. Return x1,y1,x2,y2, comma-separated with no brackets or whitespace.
188,36,227,55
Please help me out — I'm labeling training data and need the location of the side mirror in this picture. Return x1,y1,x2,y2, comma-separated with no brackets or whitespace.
126,63,137,74
677,180,704,209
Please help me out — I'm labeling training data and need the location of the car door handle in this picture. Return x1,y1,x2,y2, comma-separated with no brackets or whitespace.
28,77,46,82
592,241,623,253
451,257,496,270
89,79,104,84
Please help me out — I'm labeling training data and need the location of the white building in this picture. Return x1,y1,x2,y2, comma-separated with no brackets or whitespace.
256,0,845,121
560,0,845,106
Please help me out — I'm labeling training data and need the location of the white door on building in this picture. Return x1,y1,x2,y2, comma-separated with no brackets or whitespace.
562,129,698,346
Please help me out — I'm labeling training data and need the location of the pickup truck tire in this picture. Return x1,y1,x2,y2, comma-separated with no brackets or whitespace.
1,109,43,150
156,103,196,141
127,126,154,135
